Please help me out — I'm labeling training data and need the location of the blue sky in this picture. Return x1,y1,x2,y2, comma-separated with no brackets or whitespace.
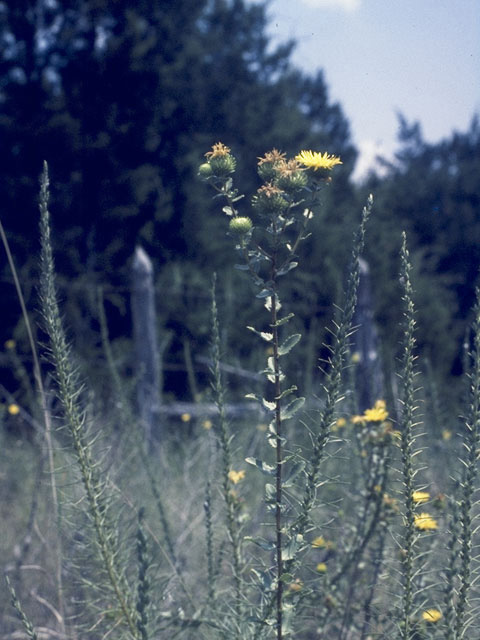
265,0,480,180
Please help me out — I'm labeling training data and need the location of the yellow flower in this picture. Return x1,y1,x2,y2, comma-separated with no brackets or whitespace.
180,413,191,423
316,562,327,573
205,142,231,158
414,513,438,531
228,470,246,485
442,429,452,441
202,419,212,430
422,608,442,623
351,351,361,363
4,339,16,350
295,150,343,171
363,400,389,422
335,417,347,429
312,535,327,548
412,490,430,504
8,403,20,416
351,415,366,425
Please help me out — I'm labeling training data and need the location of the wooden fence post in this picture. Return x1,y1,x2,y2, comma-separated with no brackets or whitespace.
131,246,161,441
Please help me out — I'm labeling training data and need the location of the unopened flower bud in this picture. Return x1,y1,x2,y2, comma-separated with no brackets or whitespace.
229,216,253,235
198,162,213,178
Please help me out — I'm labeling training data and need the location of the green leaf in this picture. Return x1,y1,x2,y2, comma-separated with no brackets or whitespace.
244,536,275,551
245,457,275,475
280,397,305,420
281,534,304,561
222,205,234,216
275,385,298,400
278,333,302,356
247,326,273,342
256,288,274,299
271,313,294,327
262,398,276,411
277,261,298,277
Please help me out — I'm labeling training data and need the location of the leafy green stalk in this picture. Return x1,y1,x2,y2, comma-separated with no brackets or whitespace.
295,194,372,537
398,232,419,640
210,275,243,631
454,287,480,639
38,162,137,638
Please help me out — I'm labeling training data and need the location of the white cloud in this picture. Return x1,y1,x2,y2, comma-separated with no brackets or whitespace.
299,0,361,11
352,139,392,183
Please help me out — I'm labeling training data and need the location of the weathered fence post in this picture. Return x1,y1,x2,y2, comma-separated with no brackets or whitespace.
131,246,161,441
352,258,384,412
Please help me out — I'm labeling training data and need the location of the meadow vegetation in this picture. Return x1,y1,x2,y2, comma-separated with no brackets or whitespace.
1,145,480,640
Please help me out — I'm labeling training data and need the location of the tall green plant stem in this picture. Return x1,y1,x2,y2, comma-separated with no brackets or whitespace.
270,230,284,640
454,287,480,639
295,195,372,537
0,207,65,634
210,276,242,632
38,163,138,638
399,232,418,640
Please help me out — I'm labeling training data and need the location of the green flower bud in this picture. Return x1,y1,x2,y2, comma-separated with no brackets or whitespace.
252,184,288,214
209,154,236,176
276,170,308,193
198,162,213,178
229,216,253,235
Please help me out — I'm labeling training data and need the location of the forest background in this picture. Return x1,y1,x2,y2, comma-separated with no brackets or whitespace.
1,0,479,415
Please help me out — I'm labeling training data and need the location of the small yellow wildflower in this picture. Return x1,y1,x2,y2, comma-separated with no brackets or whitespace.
442,429,452,441
202,419,212,430
205,142,231,158
180,413,191,423
228,470,246,485
8,403,20,416
412,490,430,504
312,535,327,548
335,417,347,428
295,150,343,171
422,608,442,623
351,415,366,425
4,339,16,350
316,562,327,573
414,513,438,531
351,351,361,363
363,400,388,422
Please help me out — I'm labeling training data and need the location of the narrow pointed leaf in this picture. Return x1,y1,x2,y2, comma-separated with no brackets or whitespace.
278,333,302,356
280,397,305,420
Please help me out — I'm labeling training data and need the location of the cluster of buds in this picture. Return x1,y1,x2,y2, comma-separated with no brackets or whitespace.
198,142,343,240
199,142,236,178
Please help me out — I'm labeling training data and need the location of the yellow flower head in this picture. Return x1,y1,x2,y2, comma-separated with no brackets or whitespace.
312,535,327,548
422,608,442,623
412,490,430,505
8,403,20,416
295,150,343,171
4,339,16,350
180,413,191,423
316,562,327,573
442,429,452,441
414,513,438,531
228,469,246,485
205,142,231,158
363,400,389,422
202,419,212,430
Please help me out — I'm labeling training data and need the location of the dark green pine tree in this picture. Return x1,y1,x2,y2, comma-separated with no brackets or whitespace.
363,115,480,379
